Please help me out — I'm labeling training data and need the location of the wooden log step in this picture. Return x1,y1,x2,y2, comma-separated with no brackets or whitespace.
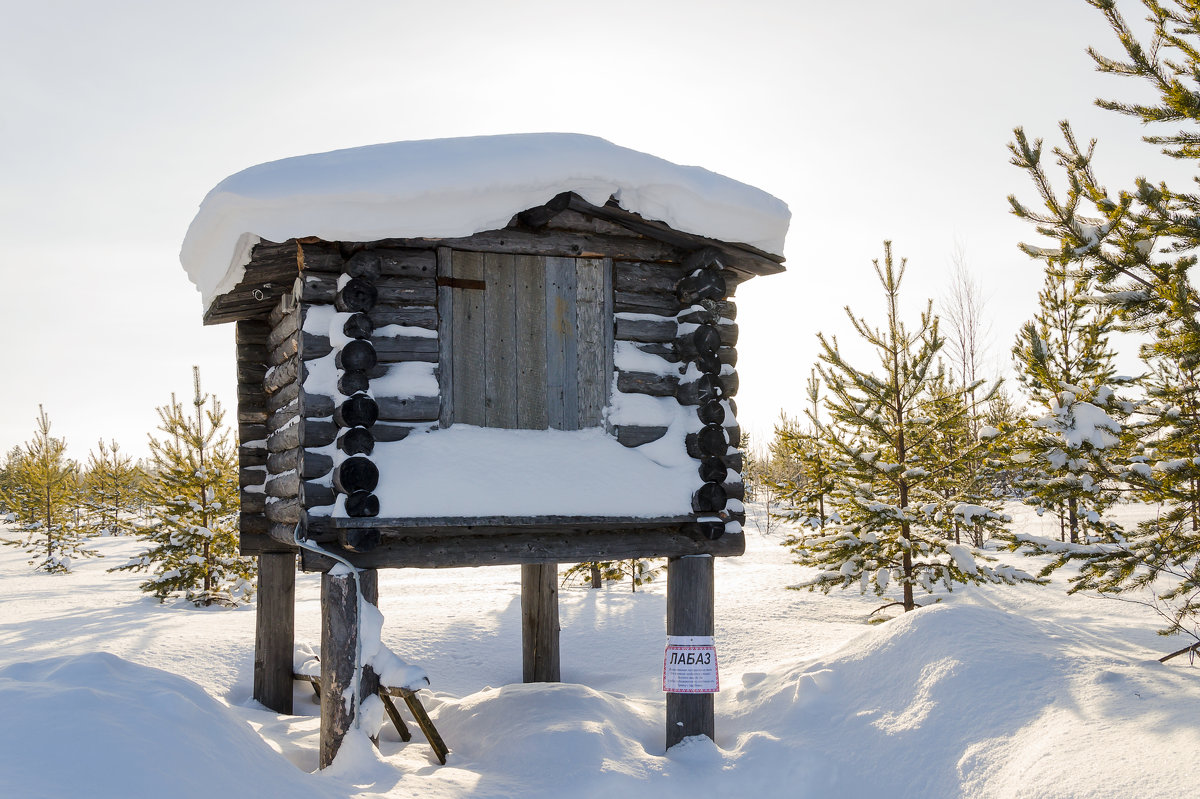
614,290,680,317
614,425,669,447
616,370,679,397
613,261,683,294
376,395,440,422
369,306,438,330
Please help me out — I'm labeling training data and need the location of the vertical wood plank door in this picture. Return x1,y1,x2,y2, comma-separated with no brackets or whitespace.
447,252,611,431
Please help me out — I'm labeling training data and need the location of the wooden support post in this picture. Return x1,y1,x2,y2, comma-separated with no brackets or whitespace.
254,552,295,714
665,555,715,749
521,563,560,683
319,567,377,768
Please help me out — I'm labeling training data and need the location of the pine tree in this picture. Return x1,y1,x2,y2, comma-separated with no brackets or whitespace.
0,406,98,572
789,243,1039,614
772,373,835,535
81,439,143,536
111,368,254,606
1011,263,1127,544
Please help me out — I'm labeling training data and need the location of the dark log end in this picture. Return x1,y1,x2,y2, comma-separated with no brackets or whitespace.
686,519,726,540
682,246,725,272
697,423,729,457
692,324,722,355
697,400,725,426
698,458,729,485
342,312,375,340
334,456,380,494
336,277,379,313
344,491,380,518
335,394,379,429
337,426,376,456
343,251,382,282
691,483,728,513
337,339,378,372
337,369,371,396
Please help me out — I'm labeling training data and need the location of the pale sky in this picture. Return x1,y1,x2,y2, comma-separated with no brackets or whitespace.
0,0,1187,461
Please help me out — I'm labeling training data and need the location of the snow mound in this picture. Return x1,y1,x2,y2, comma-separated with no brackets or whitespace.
0,653,338,799
180,133,791,310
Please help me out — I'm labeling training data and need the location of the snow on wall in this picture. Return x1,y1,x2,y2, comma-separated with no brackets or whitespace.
179,133,791,310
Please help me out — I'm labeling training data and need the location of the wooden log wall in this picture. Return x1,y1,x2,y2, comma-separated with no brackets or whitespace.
608,247,746,534
236,319,272,551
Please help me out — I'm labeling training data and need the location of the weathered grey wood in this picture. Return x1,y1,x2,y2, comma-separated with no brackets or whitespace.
614,290,680,316
376,276,437,306
239,532,297,556
254,552,295,715
545,257,578,430
362,227,678,263
266,404,300,435
300,528,746,570
237,407,270,426
241,491,266,514
239,445,268,468
370,305,438,329
666,555,716,748
576,258,607,427
305,481,337,508
267,380,302,414
484,252,518,428
266,419,337,453
522,563,560,683
297,241,344,274
437,247,454,428
372,423,417,443
515,254,548,429
320,569,360,768
265,471,300,499
451,250,486,426
266,309,301,352
615,316,678,343
615,425,670,447
613,261,684,294
240,512,269,534
376,395,440,422
265,357,302,395
686,425,741,460
300,273,339,303
266,496,302,524
400,692,450,765
373,336,439,363
603,255,614,431
616,370,679,397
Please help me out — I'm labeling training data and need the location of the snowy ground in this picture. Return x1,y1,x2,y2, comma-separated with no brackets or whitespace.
2,503,1198,798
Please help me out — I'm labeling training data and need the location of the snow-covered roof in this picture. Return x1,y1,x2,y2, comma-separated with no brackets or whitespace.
179,133,791,311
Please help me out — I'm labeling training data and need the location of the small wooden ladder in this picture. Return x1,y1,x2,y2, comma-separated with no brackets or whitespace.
293,672,449,765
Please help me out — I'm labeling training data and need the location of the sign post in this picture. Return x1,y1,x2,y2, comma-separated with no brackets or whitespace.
665,555,715,748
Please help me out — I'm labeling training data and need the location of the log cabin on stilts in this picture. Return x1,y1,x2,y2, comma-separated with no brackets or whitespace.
179,133,790,767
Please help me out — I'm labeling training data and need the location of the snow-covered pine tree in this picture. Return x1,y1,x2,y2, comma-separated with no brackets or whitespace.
771,372,836,536
0,406,98,572
789,243,1038,614
111,368,254,606
1010,262,1126,544
81,439,143,536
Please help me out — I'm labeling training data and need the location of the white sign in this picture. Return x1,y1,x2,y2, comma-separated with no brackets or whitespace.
662,635,719,694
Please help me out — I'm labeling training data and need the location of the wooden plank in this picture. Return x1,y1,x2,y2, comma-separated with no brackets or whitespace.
254,552,295,715
515,254,548,430
320,570,360,768
358,228,679,263
603,256,614,432
665,555,716,748
452,251,486,427
484,253,518,428
299,529,745,570
545,257,578,430
437,247,454,427
575,258,606,427
521,563,560,683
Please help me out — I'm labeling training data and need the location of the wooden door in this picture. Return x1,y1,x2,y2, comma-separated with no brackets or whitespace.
439,252,611,430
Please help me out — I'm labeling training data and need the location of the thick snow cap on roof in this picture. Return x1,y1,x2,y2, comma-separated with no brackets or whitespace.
179,133,790,310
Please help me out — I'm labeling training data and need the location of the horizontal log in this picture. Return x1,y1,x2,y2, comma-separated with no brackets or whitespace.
614,317,677,343
371,423,416,443
373,338,439,364
239,466,266,488
266,471,300,499
305,481,336,508
300,274,338,303
613,261,683,294
676,373,738,406
266,449,333,480
266,405,299,435
376,395,440,422
722,480,745,503
376,277,437,307
265,497,302,524
266,308,301,352
236,361,268,386
683,246,726,272
236,339,268,365
697,400,725,426
239,532,297,556
343,312,374,340
268,293,297,328
267,380,301,414
338,370,370,396
368,306,438,329
343,247,438,279
677,269,727,306
614,425,669,447
338,527,381,553
299,526,745,570
698,458,728,484
266,419,337,453
616,370,679,397
238,446,268,468
342,250,382,282
265,357,302,395
239,512,269,535
238,408,268,425
296,241,344,273
240,491,266,514
360,227,679,263
238,423,268,446
677,301,736,324
614,290,680,317
628,341,681,364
